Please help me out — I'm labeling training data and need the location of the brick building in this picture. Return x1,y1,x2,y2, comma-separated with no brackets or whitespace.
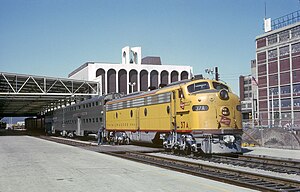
255,11,300,127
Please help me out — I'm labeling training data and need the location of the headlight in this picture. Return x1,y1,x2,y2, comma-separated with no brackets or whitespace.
219,89,229,100
222,107,230,116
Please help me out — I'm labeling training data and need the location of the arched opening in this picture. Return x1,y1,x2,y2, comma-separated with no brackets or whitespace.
140,70,148,91
129,69,138,93
96,68,105,94
107,69,116,93
160,70,169,87
171,71,179,83
118,69,127,94
181,71,189,80
150,70,158,90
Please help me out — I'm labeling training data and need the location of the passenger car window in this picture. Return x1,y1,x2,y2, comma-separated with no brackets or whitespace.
187,82,210,93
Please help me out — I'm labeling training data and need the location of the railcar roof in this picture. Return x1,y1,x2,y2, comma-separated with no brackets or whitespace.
106,78,218,104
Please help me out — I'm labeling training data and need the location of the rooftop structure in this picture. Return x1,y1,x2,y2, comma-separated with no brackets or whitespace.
0,72,100,117
69,46,193,95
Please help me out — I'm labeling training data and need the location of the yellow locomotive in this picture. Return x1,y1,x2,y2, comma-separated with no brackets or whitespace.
105,76,242,154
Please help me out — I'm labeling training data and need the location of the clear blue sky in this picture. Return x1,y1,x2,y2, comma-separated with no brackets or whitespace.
0,0,299,94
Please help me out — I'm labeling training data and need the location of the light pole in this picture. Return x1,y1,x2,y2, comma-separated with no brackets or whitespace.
128,82,136,93
271,88,274,128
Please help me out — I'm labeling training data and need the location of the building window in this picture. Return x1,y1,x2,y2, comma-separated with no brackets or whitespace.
269,87,279,95
280,72,290,85
258,76,267,86
291,26,300,39
257,38,266,48
259,88,268,97
292,57,300,70
268,49,277,59
281,112,291,119
269,74,278,86
269,99,279,108
281,99,291,108
280,59,290,71
242,103,246,108
268,61,278,74
268,34,278,45
293,84,300,94
259,100,267,109
294,98,300,107
280,85,291,95
292,43,300,54
258,64,267,75
257,52,266,63
279,30,289,42
279,46,289,57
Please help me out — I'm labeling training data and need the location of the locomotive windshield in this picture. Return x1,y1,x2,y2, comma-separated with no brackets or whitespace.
187,81,229,93
187,82,210,93
212,82,229,91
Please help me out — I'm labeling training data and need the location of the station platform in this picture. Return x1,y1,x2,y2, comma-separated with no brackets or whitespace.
0,136,256,192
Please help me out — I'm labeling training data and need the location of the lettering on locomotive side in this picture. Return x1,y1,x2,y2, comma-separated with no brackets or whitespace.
180,121,189,129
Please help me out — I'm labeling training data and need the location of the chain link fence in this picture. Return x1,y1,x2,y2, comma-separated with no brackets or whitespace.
242,119,300,149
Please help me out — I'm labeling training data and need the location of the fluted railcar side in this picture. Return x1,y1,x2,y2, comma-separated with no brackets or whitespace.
47,94,120,137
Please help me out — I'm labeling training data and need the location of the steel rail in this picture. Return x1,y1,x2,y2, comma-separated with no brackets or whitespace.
163,151,300,175
216,154,300,175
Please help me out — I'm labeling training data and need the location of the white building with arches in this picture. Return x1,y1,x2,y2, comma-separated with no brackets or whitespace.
68,46,193,95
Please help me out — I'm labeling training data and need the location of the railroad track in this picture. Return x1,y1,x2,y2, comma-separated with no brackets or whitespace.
104,151,300,192
162,152,300,176
210,154,300,175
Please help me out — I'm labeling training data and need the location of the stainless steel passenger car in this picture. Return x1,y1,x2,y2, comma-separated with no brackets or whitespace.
46,94,120,136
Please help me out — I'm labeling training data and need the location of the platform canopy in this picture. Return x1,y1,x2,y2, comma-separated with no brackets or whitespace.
0,72,101,117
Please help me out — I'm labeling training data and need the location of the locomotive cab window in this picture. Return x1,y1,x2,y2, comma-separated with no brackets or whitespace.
212,82,229,91
187,82,210,93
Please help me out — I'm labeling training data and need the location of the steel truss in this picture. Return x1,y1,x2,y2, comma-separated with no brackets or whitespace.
0,72,101,117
